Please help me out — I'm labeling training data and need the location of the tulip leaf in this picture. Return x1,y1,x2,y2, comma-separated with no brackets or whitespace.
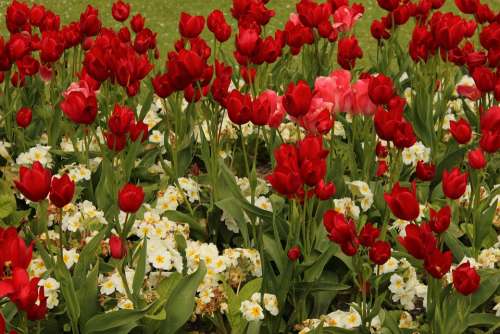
82,305,154,334
77,261,100,327
55,260,81,334
159,262,207,334
73,226,108,287
132,238,147,299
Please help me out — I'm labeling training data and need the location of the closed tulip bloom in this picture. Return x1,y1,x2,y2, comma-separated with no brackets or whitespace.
314,180,336,200
235,27,260,56
453,262,480,295
359,223,380,247
368,74,394,105
283,80,312,118
226,90,252,125
337,36,363,70
179,12,205,39
424,248,452,278
109,234,127,259
442,168,468,200
454,0,479,14
60,81,98,125
49,174,75,208
369,241,391,265
472,66,495,93
251,90,277,126
449,118,472,144
207,10,232,42
384,182,420,221
129,121,149,142
377,0,399,11
15,161,51,202
16,107,32,128
130,14,145,33
108,104,134,135
398,223,437,260
323,210,359,256
429,206,451,233
118,183,144,213
416,160,436,181
468,148,487,169
287,246,301,261
111,0,130,22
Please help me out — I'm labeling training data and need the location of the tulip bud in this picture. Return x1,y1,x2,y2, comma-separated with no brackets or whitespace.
467,148,486,169
449,118,472,144
287,246,301,261
442,168,468,199
109,234,127,259
16,107,32,128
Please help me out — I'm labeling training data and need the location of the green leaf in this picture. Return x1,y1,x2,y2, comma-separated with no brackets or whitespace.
159,262,207,334
82,305,153,334
466,313,499,327
77,261,100,327
470,271,500,311
133,238,147,299
73,227,108,287
55,260,80,334
0,194,16,219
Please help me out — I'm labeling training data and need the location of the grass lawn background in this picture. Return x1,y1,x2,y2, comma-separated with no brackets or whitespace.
1,0,499,65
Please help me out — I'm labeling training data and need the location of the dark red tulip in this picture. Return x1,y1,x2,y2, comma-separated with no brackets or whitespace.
416,161,436,181
429,206,451,233
112,0,130,22
179,12,205,39
283,80,312,118
369,241,391,265
118,183,144,213
368,74,394,105
468,148,486,169
287,246,301,261
16,107,32,128
109,234,127,259
359,223,380,247
449,118,472,144
15,161,51,202
424,248,452,278
442,168,468,200
453,262,480,295
384,182,420,221
49,174,75,208
398,223,437,260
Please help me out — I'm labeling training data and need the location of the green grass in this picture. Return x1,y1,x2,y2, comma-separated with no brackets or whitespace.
1,0,499,63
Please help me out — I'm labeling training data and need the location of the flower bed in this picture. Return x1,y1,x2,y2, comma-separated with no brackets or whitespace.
0,0,499,333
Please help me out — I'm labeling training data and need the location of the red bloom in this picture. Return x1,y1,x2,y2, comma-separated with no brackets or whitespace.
49,174,75,208
6,0,30,33
374,106,403,141
296,137,328,186
371,20,390,40
267,144,302,197
130,14,145,33
0,227,33,270
7,33,31,61
479,106,500,153
179,12,205,39
105,132,127,152
384,182,420,221
449,118,472,144
424,248,452,278
39,31,64,63
416,160,436,181
314,180,336,200
398,223,437,260
455,0,478,14
108,104,134,135
337,36,363,70
376,160,388,177
80,5,101,37
207,10,232,43
60,81,98,125
112,0,130,22
226,90,252,125
152,73,173,98
429,206,451,233
14,161,51,202
376,0,399,11
287,246,301,261
236,27,260,57
251,90,277,126
323,210,359,256
16,107,32,128
368,74,394,105
118,183,144,213
453,262,480,295
472,66,495,93
283,80,312,118
109,234,127,259
393,120,417,149
468,148,487,169
442,168,468,200
129,121,149,142
369,241,391,265
359,223,380,247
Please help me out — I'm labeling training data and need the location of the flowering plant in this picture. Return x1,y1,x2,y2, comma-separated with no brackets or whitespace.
0,0,499,333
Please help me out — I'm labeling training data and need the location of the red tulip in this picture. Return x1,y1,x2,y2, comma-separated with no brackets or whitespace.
80,5,101,37
60,81,98,125
109,234,127,259
236,27,260,57
251,90,277,126
453,262,480,295
442,168,468,200
226,90,252,125
207,10,232,43
49,174,75,208
393,120,417,149
449,118,472,144
472,66,495,93
129,121,149,142
179,12,205,39
376,160,389,177
369,241,391,265
368,74,394,105
398,223,437,260
384,182,420,221
376,0,399,11
112,0,130,22
283,80,312,118
314,180,336,200
152,73,173,98
371,20,390,40
287,246,301,261
468,148,486,169
416,161,436,181
267,144,302,197
16,107,32,128
108,104,134,135
337,36,363,70
479,106,500,153
424,248,452,278
0,267,45,316
374,106,403,141
130,14,145,33
359,223,380,247
118,183,144,213
323,210,359,256
429,206,451,233
14,162,51,202
105,132,127,152
455,0,478,14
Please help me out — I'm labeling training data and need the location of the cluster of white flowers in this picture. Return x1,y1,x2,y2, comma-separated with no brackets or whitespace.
388,259,427,311
59,163,92,183
402,141,431,166
16,144,53,167
347,181,374,212
240,292,278,321
62,248,80,269
155,186,182,212
59,130,102,153
333,198,360,220
132,209,189,240
61,201,108,232
140,102,163,130
296,307,362,333
99,267,135,296
39,277,60,309
178,177,201,203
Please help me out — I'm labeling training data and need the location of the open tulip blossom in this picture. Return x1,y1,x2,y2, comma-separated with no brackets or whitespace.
0,0,499,333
